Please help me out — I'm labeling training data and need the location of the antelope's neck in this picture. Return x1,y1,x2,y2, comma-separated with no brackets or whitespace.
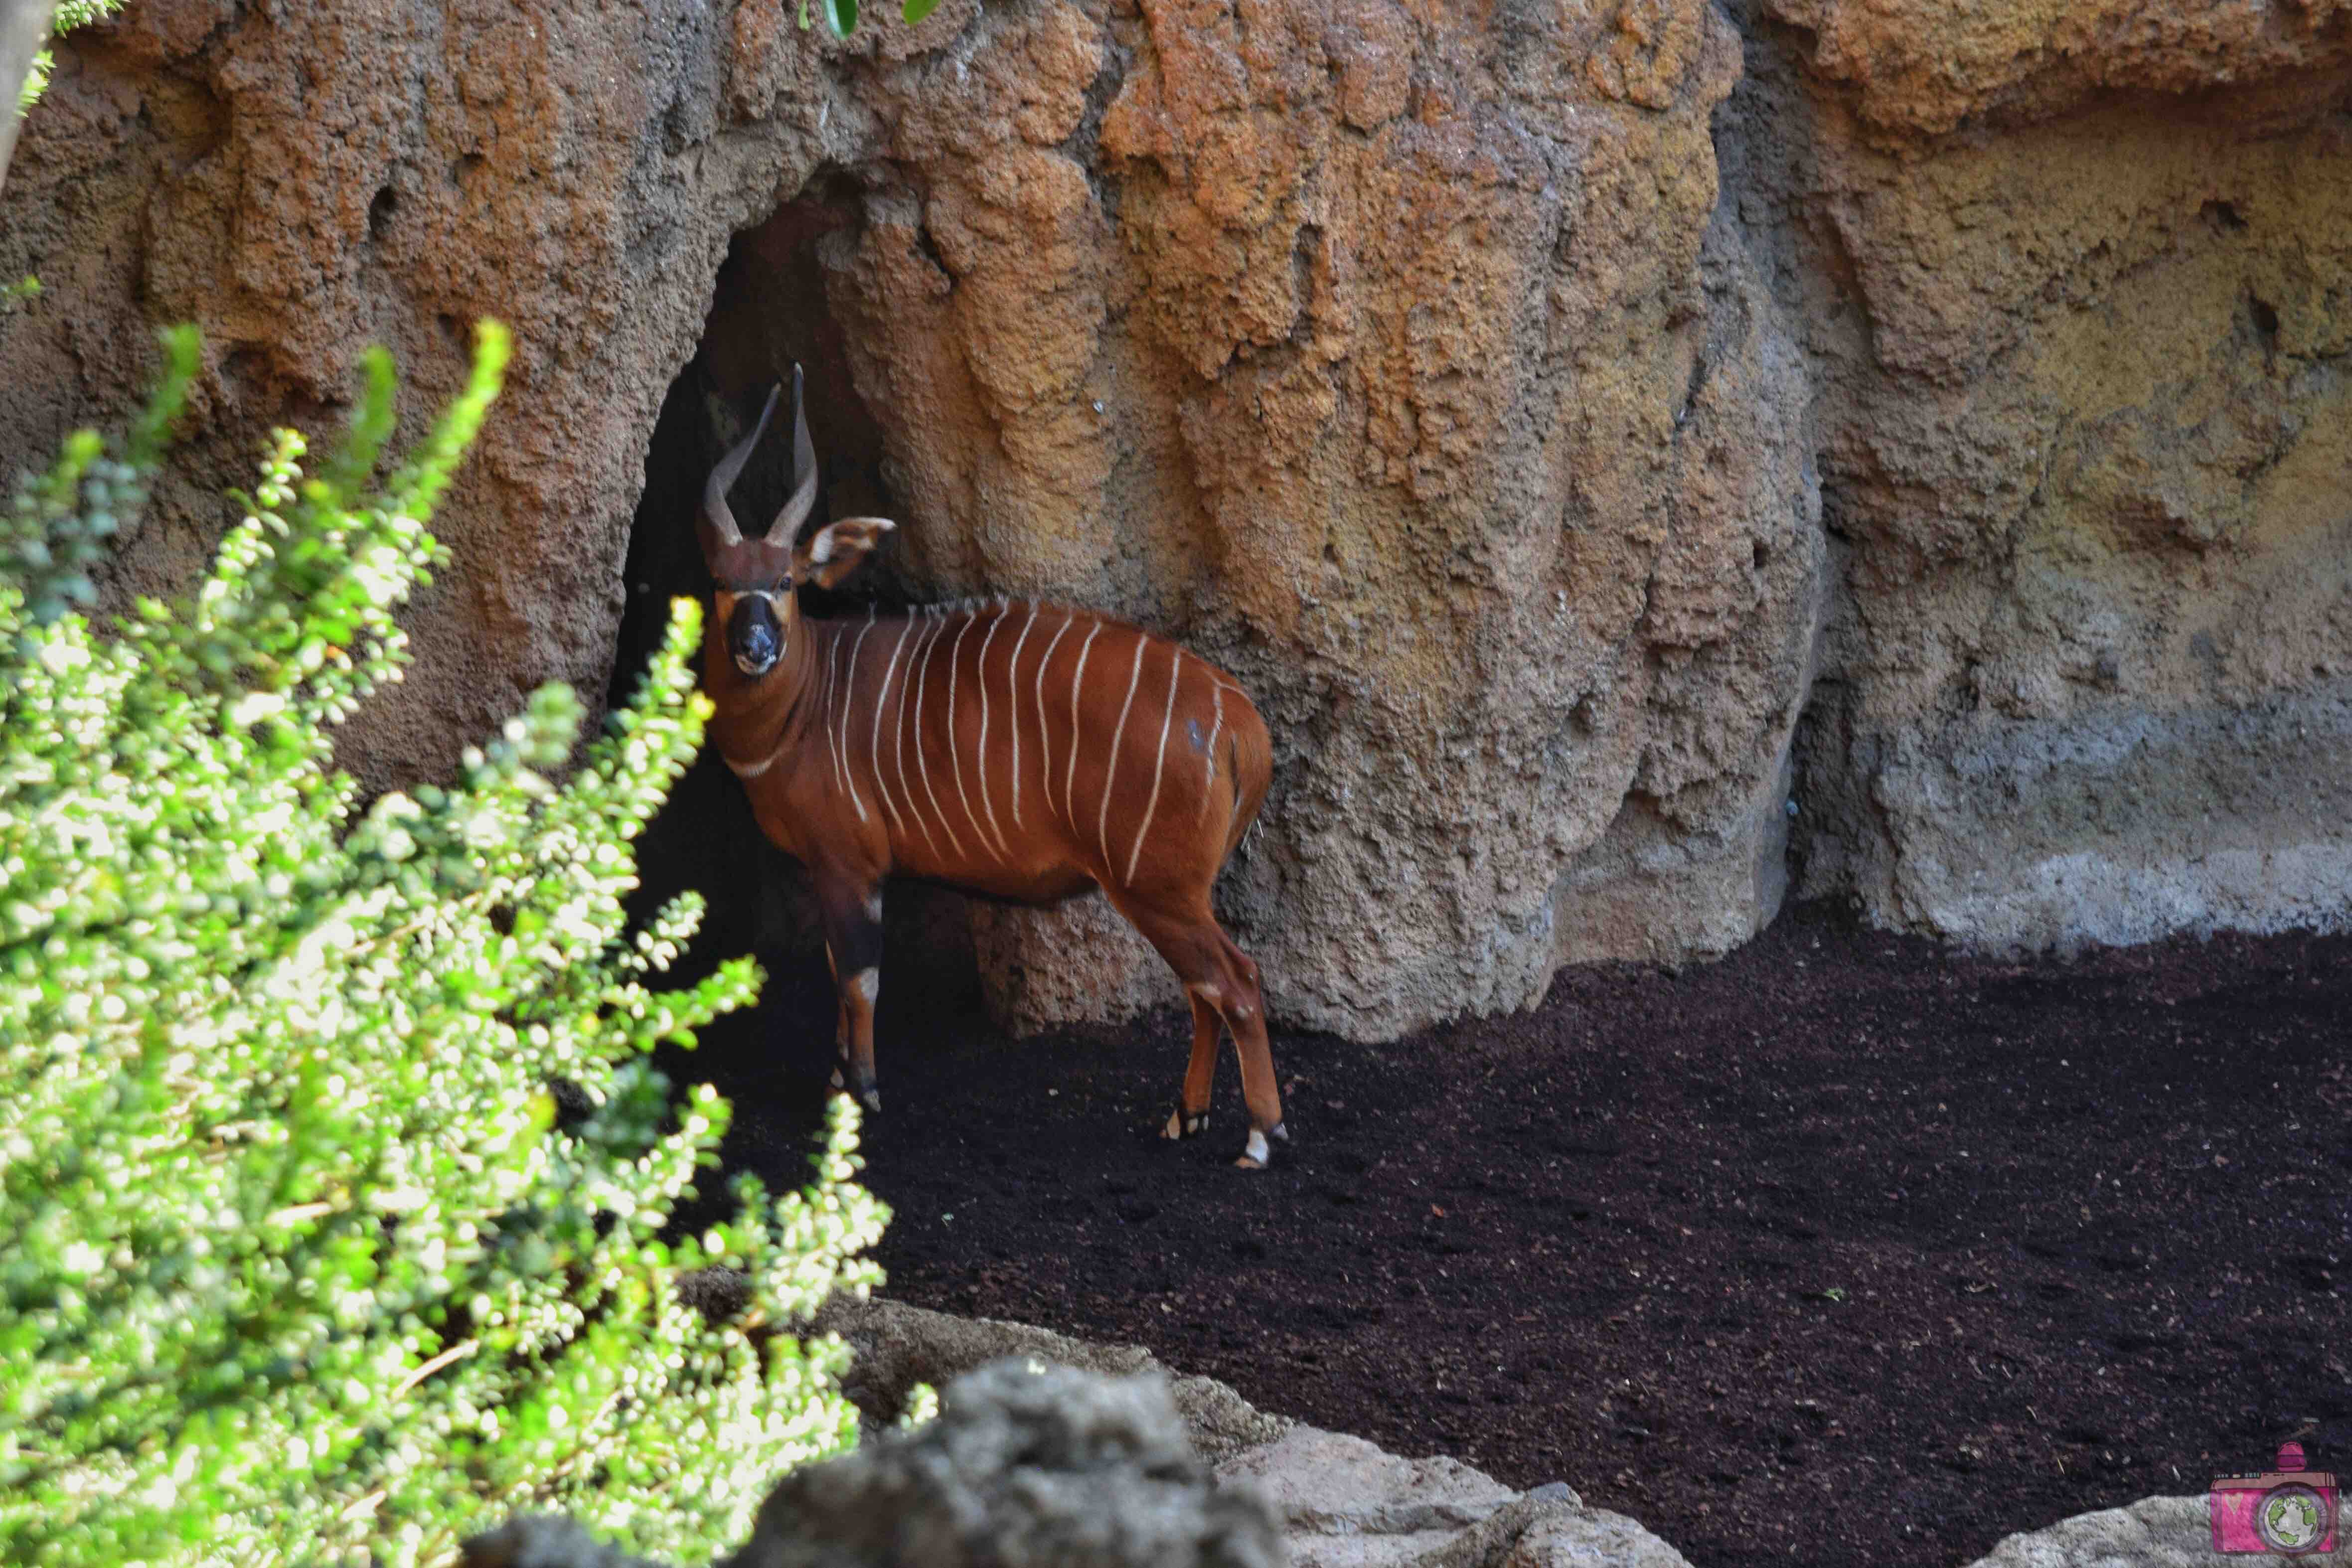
706,612,825,775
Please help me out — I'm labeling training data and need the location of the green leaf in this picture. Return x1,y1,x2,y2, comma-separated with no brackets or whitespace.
902,0,940,21
0,325,883,1566
124,325,200,469
822,0,858,35
316,344,400,504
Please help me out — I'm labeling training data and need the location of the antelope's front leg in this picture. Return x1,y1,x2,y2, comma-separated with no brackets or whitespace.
817,878,886,1114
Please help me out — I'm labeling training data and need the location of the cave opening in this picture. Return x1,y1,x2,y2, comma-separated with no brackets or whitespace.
611,174,981,1081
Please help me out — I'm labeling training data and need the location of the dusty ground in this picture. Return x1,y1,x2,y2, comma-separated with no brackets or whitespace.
677,902,2352,1568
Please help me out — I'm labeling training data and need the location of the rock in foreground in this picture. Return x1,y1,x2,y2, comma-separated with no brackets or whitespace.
722,1357,1283,1568
459,1302,1702,1568
1963,1493,2351,1568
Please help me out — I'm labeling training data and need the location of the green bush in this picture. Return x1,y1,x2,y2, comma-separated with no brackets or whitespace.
0,323,887,1566
16,0,123,117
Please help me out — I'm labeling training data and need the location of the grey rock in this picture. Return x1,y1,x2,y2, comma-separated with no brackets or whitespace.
812,1295,1291,1468
720,1357,1285,1568
1964,1493,2351,1568
1218,1426,1517,1568
456,1303,1701,1568
1402,1496,1695,1568
814,1298,1691,1568
1809,691,2352,955
460,1515,671,1568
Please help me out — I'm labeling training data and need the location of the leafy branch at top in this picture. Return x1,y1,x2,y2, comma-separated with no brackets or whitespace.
801,0,941,40
15,0,123,118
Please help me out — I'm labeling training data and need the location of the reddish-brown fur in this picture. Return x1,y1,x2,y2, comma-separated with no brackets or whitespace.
696,376,1286,1167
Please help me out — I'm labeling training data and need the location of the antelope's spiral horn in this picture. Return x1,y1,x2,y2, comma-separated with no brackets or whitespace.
770,362,818,543
701,381,784,547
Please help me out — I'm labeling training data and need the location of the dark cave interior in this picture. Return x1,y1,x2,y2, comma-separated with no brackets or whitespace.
610,179,983,1081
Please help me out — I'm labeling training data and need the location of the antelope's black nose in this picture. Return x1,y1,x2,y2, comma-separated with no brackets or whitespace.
728,595,782,676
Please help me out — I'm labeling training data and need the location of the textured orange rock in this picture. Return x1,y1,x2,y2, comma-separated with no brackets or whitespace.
6,0,2339,1038
1741,0,2352,949
760,0,1820,1033
0,0,853,793
0,0,1824,1039
1764,0,2352,138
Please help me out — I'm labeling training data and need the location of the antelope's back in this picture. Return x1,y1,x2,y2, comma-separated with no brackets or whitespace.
818,599,1267,893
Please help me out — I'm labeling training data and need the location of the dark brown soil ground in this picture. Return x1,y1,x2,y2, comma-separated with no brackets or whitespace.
679,902,2352,1568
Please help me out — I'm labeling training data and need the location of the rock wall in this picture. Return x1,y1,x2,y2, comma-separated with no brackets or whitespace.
0,0,831,788
1,0,2345,1041
1726,0,2352,951
0,0,1822,1041
794,0,1827,1034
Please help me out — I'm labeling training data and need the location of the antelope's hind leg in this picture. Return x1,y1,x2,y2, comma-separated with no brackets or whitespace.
1117,897,1286,1170
1214,931,1288,1170
1161,990,1221,1141
817,878,886,1114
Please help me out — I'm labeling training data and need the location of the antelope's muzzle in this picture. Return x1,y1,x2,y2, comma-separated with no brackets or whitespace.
728,594,784,677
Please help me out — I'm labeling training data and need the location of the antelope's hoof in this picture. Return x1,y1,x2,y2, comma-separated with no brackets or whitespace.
857,1082,883,1114
1234,1126,1274,1170
1162,1108,1210,1141
828,1067,845,1091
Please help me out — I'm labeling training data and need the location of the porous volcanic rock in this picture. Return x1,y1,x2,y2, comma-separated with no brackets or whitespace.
0,0,1824,1040
455,1315,1705,1568
0,0,853,789
7,0,2346,1033
1725,0,2352,953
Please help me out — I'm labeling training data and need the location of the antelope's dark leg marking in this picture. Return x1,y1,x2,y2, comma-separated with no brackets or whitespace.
821,940,847,1092
1161,987,1221,1140
816,877,886,1113
1107,891,1286,1170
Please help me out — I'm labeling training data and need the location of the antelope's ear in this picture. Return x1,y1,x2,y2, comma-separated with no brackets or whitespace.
795,516,895,590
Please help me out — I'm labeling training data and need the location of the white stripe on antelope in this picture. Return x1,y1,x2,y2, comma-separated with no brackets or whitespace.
694,367,1287,1169
1001,602,1040,827
905,611,964,862
941,610,1001,863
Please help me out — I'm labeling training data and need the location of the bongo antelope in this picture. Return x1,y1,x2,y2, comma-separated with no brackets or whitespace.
695,370,1287,1169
